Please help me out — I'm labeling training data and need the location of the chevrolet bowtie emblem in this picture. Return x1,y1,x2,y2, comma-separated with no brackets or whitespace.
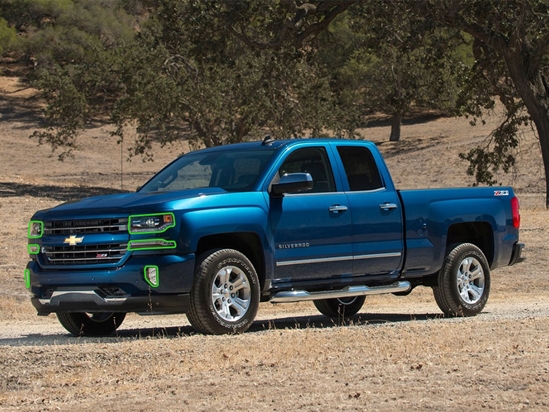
64,235,84,246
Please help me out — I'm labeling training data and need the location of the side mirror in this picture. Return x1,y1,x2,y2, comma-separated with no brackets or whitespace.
271,173,313,196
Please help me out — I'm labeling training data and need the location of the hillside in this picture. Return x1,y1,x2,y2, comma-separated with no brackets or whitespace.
1,75,545,207
1,75,549,411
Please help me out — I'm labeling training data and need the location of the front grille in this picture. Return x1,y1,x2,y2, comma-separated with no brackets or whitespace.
44,218,128,235
43,243,128,265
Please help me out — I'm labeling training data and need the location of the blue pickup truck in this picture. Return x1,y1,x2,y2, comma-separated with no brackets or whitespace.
26,138,524,335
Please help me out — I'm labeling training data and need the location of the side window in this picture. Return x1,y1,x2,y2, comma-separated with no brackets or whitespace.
279,147,336,193
337,146,383,191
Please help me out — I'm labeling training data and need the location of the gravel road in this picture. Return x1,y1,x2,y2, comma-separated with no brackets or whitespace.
3,297,549,347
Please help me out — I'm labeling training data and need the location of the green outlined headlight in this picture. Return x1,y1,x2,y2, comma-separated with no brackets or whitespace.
129,213,175,234
28,221,44,238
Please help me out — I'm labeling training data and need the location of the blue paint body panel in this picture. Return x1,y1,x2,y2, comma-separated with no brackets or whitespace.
26,139,522,315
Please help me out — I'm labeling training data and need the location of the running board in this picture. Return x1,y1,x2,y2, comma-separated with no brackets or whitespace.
270,281,411,303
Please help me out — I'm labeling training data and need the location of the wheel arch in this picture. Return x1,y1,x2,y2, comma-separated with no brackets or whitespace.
196,232,266,289
446,221,494,265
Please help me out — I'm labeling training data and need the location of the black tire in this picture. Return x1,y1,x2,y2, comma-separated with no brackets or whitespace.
433,243,491,317
187,249,260,335
313,296,366,318
56,312,126,336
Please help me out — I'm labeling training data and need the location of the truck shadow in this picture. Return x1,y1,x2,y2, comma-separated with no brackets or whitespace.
250,312,445,332
109,312,446,338
0,312,448,346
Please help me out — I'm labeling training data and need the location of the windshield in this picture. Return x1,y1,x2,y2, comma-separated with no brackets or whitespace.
139,148,276,193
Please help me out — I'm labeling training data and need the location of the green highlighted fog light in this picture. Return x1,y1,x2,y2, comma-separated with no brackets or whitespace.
24,269,30,289
144,265,160,288
28,221,43,238
28,244,40,255
129,213,175,234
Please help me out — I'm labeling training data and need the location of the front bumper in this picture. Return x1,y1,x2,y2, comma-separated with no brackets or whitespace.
27,253,195,315
31,286,189,315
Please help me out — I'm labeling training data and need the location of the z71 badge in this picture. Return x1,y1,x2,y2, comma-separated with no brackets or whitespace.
494,190,509,196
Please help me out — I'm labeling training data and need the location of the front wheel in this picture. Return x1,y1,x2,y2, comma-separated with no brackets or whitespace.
314,296,366,318
57,312,126,336
187,249,260,335
433,243,490,317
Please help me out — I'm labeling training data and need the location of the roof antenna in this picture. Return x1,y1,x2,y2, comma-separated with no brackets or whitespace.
262,134,275,146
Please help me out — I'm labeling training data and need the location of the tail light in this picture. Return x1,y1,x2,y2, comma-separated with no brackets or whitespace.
511,196,520,229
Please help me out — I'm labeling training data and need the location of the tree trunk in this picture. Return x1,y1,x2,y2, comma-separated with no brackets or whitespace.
522,92,549,209
503,53,549,208
389,112,402,142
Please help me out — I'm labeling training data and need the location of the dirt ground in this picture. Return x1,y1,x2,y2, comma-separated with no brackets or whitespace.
1,75,548,411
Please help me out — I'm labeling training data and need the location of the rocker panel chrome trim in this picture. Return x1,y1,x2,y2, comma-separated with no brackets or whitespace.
270,280,411,303
276,252,402,267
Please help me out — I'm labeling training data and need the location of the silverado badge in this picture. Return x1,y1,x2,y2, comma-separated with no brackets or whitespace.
64,235,84,246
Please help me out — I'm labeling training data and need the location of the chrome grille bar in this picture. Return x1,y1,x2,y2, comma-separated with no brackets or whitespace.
44,218,128,235
43,243,128,265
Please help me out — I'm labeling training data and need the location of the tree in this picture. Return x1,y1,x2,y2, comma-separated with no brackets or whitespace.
0,17,16,55
315,7,469,141
22,0,339,159
417,0,549,207
221,0,549,206
8,0,549,208
103,0,340,157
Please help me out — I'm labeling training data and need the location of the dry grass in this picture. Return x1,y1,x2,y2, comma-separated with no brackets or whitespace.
2,316,549,411
1,75,549,411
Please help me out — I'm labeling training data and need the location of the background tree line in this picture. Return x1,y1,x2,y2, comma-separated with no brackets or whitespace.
1,0,549,207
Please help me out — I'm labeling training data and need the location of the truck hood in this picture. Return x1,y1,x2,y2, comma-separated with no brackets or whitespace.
35,188,228,218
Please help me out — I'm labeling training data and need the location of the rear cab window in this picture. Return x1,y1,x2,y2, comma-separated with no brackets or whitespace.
337,146,383,191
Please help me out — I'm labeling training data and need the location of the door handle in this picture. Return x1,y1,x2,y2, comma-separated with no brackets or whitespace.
379,203,398,211
329,205,348,213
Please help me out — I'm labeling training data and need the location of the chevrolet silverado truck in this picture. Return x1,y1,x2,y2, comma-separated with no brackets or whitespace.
25,137,524,336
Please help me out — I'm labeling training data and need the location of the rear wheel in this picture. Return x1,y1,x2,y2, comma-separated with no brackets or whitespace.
187,249,260,335
313,296,366,318
57,312,126,336
433,243,490,317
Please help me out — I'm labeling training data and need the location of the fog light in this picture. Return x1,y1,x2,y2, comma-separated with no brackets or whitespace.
144,265,159,288
28,244,40,255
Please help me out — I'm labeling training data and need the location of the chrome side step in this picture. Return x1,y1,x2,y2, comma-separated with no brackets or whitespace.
270,281,411,303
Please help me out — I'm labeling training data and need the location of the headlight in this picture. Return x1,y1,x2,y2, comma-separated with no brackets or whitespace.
28,221,43,238
129,213,175,234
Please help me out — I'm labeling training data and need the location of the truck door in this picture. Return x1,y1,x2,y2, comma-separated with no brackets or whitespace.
336,145,404,276
270,147,353,282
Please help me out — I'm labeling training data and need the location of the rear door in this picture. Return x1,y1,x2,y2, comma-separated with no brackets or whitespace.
335,144,404,276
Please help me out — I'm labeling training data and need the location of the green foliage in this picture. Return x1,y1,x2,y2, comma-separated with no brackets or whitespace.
0,0,73,31
109,1,337,157
8,0,548,209
459,104,526,185
314,6,469,139
1,0,143,159
424,0,549,202
0,17,16,54
30,66,88,160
